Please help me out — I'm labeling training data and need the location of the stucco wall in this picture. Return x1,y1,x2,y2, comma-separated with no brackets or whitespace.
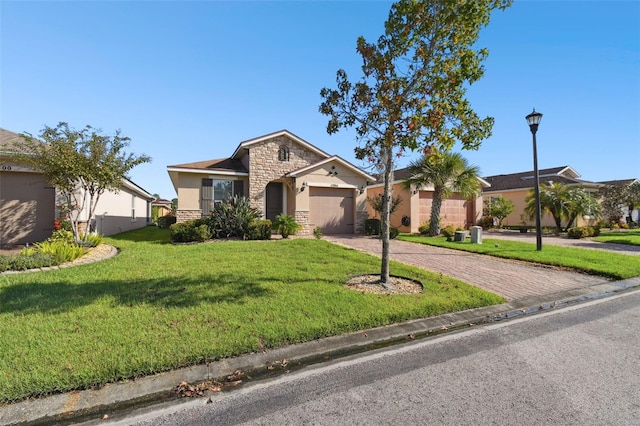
366,182,477,233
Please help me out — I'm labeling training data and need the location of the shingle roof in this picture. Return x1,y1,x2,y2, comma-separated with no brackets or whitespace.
598,179,638,187
482,166,589,191
167,157,248,173
0,128,28,153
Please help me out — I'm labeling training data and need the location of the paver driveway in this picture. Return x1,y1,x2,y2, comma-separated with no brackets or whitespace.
325,236,610,300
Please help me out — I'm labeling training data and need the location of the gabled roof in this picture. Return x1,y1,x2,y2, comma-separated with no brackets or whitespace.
152,198,172,206
167,157,248,175
370,165,490,188
286,155,377,182
482,166,597,192
598,178,639,187
231,129,331,160
0,128,27,154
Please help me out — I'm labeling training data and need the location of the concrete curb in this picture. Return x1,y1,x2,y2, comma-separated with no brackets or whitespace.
2,276,638,425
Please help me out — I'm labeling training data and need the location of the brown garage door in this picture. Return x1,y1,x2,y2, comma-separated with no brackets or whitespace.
309,187,354,234
0,171,55,245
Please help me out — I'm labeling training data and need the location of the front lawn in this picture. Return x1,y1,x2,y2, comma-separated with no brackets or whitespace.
398,234,640,280
0,227,503,403
593,229,640,246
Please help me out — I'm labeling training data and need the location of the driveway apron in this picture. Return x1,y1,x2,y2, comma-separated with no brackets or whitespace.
325,236,609,300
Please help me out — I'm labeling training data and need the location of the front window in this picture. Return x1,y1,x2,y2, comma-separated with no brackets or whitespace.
201,179,244,215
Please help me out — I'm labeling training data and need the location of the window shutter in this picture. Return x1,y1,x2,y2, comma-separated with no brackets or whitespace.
202,179,213,216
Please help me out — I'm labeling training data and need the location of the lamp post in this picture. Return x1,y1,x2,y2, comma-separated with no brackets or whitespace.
526,109,543,251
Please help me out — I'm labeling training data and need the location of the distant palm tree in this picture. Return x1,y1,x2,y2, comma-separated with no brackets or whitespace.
403,152,481,236
525,182,600,232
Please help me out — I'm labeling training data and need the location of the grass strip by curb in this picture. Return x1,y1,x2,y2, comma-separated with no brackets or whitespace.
398,234,640,280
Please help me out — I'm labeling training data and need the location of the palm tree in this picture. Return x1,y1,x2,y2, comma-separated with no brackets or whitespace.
403,152,481,236
526,182,600,232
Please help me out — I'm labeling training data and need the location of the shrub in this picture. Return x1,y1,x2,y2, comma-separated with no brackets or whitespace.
157,215,177,229
193,224,212,242
313,227,323,239
418,222,430,235
170,221,197,243
364,219,381,236
247,219,272,240
272,214,301,239
32,240,84,264
480,215,494,229
441,225,456,239
568,226,600,239
389,227,399,239
210,195,260,239
81,232,104,247
0,253,58,272
48,230,75,245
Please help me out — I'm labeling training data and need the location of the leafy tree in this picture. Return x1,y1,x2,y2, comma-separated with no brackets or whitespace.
483,196,515,228
599,182,640,225
525,182,599,232
565,188,601,228
319,0,511,284
366,193,403,219
12,122,150,243
171,198,178,213
403,152,481,236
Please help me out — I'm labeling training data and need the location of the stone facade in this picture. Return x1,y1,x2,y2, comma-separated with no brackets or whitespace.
355,211,368,234
177,209,202,223
294,210,310,236
248,136,324,213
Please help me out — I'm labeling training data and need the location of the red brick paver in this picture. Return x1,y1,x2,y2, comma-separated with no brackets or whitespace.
325,236,609,300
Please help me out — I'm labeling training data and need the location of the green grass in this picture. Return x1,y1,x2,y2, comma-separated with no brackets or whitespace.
593,229,640,246
0,227,504,403
398,234,640,280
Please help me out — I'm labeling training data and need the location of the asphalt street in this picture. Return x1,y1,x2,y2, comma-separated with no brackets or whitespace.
109,288,640,426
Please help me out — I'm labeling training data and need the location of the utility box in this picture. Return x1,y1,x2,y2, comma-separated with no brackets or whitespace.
471,226,482,244
454,231,466,242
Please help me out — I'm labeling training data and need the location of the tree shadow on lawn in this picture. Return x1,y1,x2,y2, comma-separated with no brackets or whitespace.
0,272,274,314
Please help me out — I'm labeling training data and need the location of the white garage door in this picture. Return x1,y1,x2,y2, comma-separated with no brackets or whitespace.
309,187,354,234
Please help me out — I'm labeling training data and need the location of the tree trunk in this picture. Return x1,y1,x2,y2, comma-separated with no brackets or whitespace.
552,213,563,233
380,146,394,287
429,188,444,237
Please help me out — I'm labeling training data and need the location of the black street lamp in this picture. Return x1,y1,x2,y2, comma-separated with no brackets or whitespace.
526,109,543,251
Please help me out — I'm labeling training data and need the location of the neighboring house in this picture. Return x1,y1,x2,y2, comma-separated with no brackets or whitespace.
0,128,153,245
482,166,602,228
167,130,376,235
365,167,489,233
598,178,640,224
151,198,173,218
0,129,55,245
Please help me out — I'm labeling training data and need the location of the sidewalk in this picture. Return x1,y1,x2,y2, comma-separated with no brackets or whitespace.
2,237,639,425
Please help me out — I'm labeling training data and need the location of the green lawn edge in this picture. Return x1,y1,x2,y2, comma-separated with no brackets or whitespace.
0,227,504,403
593,229,640,246
398,234,640,280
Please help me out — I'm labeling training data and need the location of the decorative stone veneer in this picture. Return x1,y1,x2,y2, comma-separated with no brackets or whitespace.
176,209,202,223
295,210,310,236
355,211,368,234
248,136,325,214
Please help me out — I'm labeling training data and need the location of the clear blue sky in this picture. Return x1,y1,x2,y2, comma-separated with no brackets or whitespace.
2,1,638,199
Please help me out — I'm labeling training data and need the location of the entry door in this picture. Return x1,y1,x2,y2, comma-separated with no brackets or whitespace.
265,182,283,222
